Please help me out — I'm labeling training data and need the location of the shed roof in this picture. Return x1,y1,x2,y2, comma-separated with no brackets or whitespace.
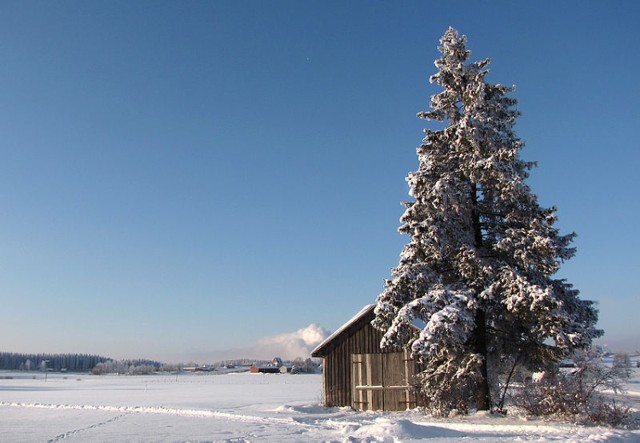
311,304,376,357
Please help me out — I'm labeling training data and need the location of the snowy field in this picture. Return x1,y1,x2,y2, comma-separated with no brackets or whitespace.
1,370,639,442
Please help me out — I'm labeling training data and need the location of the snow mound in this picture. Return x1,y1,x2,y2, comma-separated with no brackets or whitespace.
342,418,466,441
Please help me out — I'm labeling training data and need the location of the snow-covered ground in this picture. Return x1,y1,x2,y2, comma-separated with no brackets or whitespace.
1,369,639,442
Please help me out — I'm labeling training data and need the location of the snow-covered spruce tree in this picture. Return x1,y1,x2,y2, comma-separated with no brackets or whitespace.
372,28,602,414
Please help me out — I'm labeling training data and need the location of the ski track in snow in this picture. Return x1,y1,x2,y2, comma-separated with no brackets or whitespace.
2,401,332,442
1,401,301,425
0,400,357,433
46,412,129,443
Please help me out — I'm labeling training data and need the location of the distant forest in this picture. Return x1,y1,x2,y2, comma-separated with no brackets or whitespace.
0,352,161,372
0,353,319,374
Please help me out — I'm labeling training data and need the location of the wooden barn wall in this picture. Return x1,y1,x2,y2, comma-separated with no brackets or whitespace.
321,319,386,408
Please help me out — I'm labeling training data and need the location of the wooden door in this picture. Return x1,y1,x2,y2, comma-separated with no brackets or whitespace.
351,351,416,411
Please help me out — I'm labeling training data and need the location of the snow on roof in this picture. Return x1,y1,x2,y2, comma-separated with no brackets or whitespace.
311,304,375,357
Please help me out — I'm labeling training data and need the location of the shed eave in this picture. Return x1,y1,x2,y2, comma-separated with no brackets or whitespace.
311,304,376,358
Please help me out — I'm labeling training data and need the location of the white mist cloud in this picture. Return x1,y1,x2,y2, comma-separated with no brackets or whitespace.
255,324,329,360
194,324,330,363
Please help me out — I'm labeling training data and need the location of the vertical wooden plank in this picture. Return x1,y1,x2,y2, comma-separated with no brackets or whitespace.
352,353,367,410
365,323,370,353
327,348,332,406
402,350,410,410
336,350,341,407
325,353,332,406
351,354,357,410
322,357,328,406
362,353,369,411
339,341,345,406
363,353,370,411
404,350,416,409
336,347,342,406
337,341,343,406
382,353,401,411
345,337,351,406
359,353,366,410
370,353,384,410
404,351,412,410
340,344,343,407
330,352,335,406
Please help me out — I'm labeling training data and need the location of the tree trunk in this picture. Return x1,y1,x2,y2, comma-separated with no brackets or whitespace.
471,183,491,410
474,309,491,411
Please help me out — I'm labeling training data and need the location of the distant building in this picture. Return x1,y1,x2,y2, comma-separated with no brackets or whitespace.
250,357,291,374
250,364,280,374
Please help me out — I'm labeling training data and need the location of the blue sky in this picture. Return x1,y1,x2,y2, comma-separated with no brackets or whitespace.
0,1,638,362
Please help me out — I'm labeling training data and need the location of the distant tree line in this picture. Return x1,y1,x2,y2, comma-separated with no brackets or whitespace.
0,352,110,372
215,357,320,374
90,359,163,375
0,352,321,375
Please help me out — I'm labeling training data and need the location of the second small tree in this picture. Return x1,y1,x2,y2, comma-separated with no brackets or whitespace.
373,28,602,414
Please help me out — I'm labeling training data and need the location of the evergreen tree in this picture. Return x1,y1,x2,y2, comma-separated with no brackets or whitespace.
373,28,602,414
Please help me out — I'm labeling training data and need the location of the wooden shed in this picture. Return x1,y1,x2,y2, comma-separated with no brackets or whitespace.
311,305,420,411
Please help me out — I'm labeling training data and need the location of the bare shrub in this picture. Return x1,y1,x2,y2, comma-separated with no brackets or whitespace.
510,351,636,428
585,398,634,428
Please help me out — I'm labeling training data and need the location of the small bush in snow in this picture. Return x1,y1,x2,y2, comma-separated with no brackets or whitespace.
510,351,636,428
584,399,634,428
